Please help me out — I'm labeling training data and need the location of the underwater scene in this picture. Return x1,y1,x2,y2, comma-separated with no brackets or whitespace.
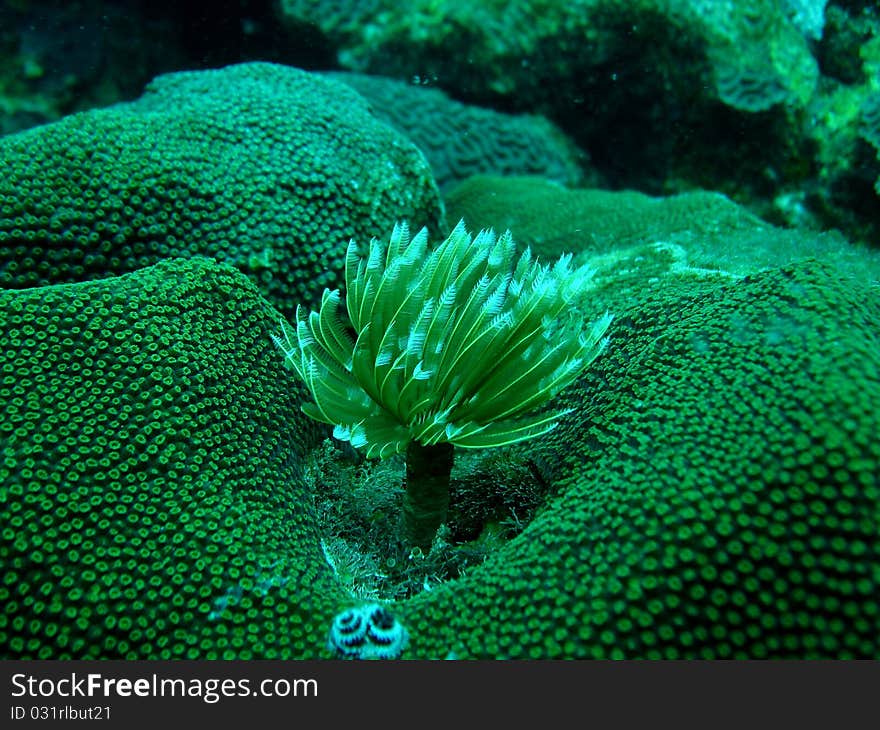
0,0,878,660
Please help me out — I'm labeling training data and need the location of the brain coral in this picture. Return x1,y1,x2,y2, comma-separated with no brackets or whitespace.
324,72,587,191
0,61,443,314
1,250,877,657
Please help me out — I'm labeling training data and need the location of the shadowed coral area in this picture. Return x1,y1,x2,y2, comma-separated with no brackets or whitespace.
277,0,826,209
2,251,877,658
278,0,818,114
324,72,587,191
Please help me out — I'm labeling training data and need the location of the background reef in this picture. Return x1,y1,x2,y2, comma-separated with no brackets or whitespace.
0,1,879,658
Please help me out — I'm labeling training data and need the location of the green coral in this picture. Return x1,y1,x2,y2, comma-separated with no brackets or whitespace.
325,72,586,190
446,175,765,259
279,1,836,236
0,4,877,664
0,62,442,314
2,250,877,658
445,175,878,301
400,258,880,658
0,258,344,659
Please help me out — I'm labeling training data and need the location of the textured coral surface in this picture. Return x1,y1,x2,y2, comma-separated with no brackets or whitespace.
0,49,878,658
0,62,443,315
2,251,877,658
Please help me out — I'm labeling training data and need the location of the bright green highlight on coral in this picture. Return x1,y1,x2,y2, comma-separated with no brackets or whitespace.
273,220,612,459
